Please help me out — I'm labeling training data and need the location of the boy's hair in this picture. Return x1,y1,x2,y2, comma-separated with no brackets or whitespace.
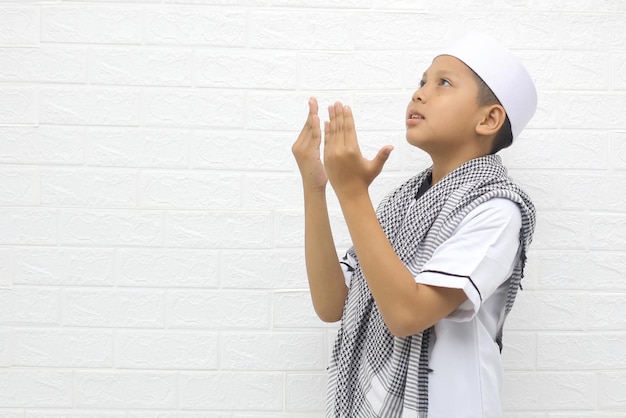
472,71,513,154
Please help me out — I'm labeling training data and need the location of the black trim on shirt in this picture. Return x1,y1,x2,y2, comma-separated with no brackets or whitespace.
420,269,483,302
339,261,355,273
340,253,355,273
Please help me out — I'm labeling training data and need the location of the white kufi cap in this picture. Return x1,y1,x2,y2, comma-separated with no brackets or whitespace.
441,32,537,141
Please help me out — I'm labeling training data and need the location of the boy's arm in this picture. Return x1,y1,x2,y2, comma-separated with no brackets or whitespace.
323,102,467,337
339,193,467,336
302,188,348,322
292,98,348,322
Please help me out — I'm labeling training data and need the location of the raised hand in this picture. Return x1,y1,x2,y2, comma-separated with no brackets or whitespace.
323,102,393,199
292,97,328,192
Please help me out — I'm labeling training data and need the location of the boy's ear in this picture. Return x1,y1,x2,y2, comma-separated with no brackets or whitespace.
475,104,506,137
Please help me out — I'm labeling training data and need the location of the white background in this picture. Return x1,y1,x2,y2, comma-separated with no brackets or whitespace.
0,0,625,416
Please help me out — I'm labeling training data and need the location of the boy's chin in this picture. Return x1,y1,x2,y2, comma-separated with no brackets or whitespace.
405,132,430,151
405,133,447,159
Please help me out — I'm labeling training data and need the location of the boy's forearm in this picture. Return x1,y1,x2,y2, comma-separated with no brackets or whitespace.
303,188,348,322
337,191,426,334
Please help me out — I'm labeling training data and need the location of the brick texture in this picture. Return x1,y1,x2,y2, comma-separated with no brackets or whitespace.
0,2,624,416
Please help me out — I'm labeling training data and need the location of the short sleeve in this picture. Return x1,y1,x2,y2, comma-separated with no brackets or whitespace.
414,198,522,322
340,251,357,288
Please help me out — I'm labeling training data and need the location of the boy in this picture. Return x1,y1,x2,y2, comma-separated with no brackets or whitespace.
292,33,537,417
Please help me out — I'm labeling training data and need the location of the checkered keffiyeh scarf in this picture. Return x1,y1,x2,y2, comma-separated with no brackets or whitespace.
326,154,536,417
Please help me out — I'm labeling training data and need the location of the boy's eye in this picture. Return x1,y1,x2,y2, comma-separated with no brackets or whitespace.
419,80,426,88
439,78,451,86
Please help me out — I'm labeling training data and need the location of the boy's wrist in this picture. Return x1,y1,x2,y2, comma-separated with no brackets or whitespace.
337,189,372,216
302,183,326,193
335,184,370,203
302,185,328,201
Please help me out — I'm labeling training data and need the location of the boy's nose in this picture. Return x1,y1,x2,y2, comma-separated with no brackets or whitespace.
411,89,425,103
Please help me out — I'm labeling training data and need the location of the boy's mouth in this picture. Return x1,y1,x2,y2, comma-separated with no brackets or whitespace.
407,110,425,121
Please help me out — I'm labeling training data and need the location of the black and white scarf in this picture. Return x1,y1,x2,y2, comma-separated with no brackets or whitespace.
326,154,536,417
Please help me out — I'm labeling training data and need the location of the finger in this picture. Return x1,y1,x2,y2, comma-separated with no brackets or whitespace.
327,104,336,134
323,120,331,154
293,101,321,159
307,97,319,131
298,98,319,138
310,114,321,142
308,97,318,117
305,98,320,142
334,102,345,145
370,145,394,177
342,105,356,147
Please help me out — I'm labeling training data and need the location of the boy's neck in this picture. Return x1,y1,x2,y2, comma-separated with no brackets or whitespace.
422,134,496,185
430,150,490,185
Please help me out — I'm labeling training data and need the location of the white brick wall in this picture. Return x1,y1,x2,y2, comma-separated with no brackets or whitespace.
0,0,624,416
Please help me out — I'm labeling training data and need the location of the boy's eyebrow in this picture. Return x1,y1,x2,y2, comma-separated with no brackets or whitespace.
422,69,459,79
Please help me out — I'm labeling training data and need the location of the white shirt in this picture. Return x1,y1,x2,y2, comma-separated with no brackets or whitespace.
341,197,521,418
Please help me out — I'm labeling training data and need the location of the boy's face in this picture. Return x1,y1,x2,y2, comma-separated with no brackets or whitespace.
405,55,483,154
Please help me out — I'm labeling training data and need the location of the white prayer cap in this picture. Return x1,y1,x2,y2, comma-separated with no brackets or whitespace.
440,32,537,141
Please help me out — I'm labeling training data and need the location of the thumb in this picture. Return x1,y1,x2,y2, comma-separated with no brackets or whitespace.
370,145,394,175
